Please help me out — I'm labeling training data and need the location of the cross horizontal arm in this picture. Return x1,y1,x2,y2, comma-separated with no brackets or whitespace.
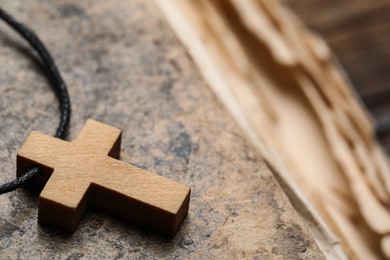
17,119,191,236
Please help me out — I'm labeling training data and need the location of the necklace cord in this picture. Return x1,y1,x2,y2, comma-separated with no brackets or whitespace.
0,7,71,194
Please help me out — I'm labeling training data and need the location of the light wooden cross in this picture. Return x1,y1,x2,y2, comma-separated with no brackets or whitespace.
17,119,191,236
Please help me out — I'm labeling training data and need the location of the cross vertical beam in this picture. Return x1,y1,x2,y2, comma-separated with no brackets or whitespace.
17,119,191,236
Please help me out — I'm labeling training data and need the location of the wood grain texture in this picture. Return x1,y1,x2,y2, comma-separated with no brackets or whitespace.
0,0,324,258
16,119,190,236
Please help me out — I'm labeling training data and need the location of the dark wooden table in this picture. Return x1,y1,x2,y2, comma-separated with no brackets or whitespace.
287,0,390,152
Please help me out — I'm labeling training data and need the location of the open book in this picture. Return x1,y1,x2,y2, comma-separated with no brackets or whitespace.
156,1,390,259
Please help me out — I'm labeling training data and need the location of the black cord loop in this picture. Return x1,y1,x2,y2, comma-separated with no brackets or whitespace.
0,7,71,194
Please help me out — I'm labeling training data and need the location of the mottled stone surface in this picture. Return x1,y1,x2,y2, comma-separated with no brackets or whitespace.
0,1,323,259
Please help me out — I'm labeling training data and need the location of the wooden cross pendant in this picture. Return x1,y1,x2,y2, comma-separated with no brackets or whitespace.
16,119,191,236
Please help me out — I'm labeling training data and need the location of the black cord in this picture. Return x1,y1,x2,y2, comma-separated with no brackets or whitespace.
0,7,71,194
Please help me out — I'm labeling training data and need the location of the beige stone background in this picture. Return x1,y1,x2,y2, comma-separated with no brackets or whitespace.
0,1,323,259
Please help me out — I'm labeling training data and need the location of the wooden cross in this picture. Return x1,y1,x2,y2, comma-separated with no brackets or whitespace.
16,119,191,236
